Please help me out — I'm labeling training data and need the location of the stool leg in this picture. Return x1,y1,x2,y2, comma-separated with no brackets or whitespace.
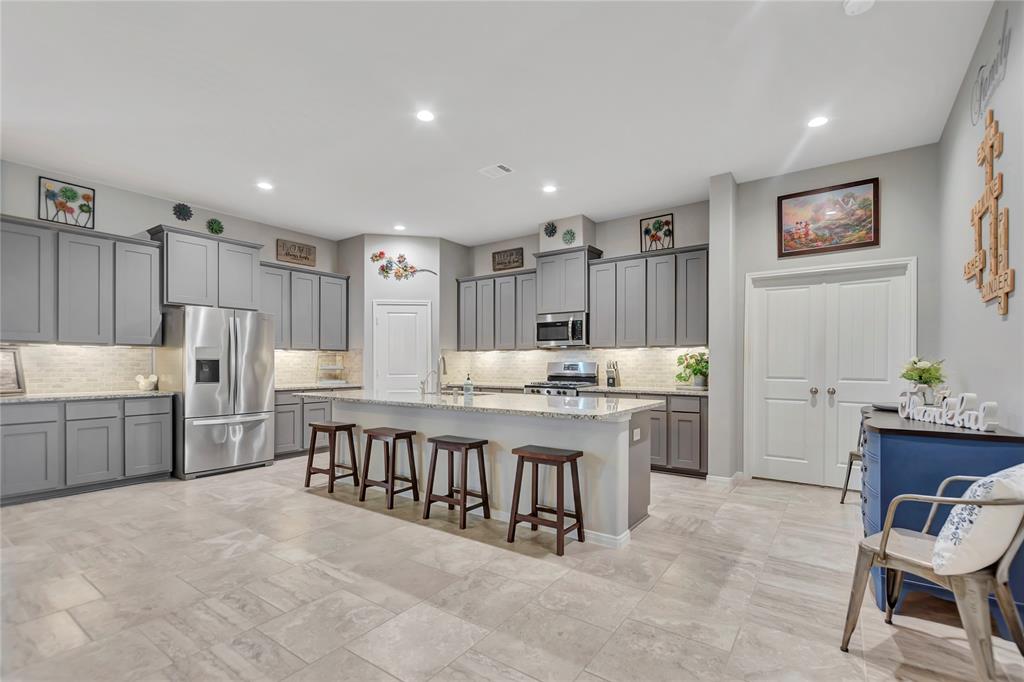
347,428,360,487
530,461,539,531
423,442,439,520
570,459,585,543
358,435,372,502
447,450,455,510
556,463,566,556
385,440,395,510
303,428,317,488
406,436,420,501
507,457,525,543
459,448,469,530
477,445,491,520
327,430,337,494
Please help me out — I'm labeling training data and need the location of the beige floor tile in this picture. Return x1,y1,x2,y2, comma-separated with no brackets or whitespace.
627,590,741,653
586,618,732,682
68,576,205,640
434,649,539,681
314,549,461,613
12,628,171,682
537,570,646,631
243,561,350,612
659,543,764,596
2,574,103,624
184,528,278,563
563,546,671,591
429,569,537,630
0,610,90,675
347,602,488,682
481,553,570,589
474,602,611,682
283,647,399,681
177,550,292,596
211,629,306,681
410,539,503,576
258,588,393,663
267,525,357,564
136,596,259,660
726,622,866,681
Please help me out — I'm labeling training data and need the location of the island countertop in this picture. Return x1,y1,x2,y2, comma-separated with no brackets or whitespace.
294,389,664,422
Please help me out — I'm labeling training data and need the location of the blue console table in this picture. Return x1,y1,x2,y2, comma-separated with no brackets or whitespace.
861,409,1024,638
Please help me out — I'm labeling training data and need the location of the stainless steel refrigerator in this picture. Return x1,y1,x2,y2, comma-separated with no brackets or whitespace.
155,306,275,478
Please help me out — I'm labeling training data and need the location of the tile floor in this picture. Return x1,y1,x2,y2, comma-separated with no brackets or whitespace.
2,457,1022,681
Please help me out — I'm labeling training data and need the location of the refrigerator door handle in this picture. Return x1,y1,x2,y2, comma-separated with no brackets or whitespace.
228,312,238,414
190,414,271,427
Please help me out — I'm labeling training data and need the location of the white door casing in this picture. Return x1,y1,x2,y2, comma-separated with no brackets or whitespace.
743,258,917,488
372,300,432,398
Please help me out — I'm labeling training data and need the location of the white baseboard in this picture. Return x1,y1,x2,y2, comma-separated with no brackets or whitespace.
706,471,747,485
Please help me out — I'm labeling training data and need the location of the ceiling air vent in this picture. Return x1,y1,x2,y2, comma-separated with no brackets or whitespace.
478,163,514,179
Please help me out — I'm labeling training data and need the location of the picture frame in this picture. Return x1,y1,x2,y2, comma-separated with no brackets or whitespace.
0,347,26,395
277,238,317,267
640,213,674,252
38,176,96,229
777,177,879,258
492,247,524,272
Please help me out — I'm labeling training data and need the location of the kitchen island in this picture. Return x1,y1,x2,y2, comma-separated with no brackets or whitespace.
295,389,664,546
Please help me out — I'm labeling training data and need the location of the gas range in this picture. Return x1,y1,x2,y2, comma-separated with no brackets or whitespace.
523,361,598,396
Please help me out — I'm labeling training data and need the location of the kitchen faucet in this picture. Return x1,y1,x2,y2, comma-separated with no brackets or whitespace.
420,369,438,396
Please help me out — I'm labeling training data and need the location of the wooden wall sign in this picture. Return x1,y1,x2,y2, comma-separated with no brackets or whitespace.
964,109,1014,315
277,239,316,267
492,247,524,272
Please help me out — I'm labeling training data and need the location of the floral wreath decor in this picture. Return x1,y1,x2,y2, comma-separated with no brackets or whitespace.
370,250,437,280
543,221,557,238
562,228,576,245
172,202,193,222
206,218,224,235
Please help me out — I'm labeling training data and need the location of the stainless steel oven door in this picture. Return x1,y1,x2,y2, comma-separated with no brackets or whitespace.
535,313,587,348
183,412,273,475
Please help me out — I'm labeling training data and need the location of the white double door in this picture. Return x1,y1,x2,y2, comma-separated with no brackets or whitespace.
747,262,915,488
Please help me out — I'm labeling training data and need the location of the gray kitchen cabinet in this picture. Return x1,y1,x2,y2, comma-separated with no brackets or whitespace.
58,231,114,344
649,411,667,467
124,413,172,477
319,276,348,351
476,278,496,350
274,403,303,454
66,415,124,486
0,420,62,497
677,249,708,347
218,242,261,310
290,271,320,350
301,399,331,450
668,411,701,471
615,258,647,347
494,276,517,350
163,230,219,306
536,249,591,314
515,272,537,349
588,262,616,348
260,266,291,348
1,220,57,342
646,254,676,347
115,241,162,345
458,280,477,351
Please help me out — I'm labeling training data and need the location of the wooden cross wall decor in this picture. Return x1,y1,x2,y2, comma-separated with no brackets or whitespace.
963,109,1014,315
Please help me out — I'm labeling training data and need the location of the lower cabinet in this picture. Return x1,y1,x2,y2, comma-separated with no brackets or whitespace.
668,412,701,471
0,420,62,497
66,416,124,486
635,394,706,475
274,402,303,455
302,400,331,451
124,413,173,477
649,411,668,467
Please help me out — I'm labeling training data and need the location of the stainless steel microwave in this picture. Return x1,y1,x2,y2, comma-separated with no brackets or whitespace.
536,313,588,348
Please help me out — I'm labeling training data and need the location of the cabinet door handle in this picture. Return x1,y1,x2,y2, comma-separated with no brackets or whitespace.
809,387,819,395
827,387,836,396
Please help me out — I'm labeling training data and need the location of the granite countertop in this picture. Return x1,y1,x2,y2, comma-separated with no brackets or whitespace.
442,382,525,391
294,389,664,422
275,384,362,392
579,385,710,397
0,390,176,405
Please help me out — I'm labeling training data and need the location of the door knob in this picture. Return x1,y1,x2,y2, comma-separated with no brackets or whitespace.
809,387,819,395
827,387,837,396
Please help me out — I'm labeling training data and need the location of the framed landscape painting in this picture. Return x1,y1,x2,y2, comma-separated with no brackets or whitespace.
777,178,878,258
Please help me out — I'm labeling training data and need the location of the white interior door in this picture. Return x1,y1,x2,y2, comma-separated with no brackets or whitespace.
372,300,431,398
746,260,915,488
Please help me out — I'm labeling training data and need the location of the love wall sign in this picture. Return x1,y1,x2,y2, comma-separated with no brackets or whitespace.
963,109,1015,315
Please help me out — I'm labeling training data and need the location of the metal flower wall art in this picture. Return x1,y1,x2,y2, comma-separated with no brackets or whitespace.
38,176,95,228
370,250,437,280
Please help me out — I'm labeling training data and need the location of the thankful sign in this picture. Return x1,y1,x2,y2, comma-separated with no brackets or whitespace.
898,391,999,432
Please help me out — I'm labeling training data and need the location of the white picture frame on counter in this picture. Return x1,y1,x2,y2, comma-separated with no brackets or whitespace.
0,347,26,395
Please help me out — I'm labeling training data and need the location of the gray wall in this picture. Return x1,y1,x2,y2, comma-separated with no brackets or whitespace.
471,234,538,276
440,239,473,351
595,201,709,259
937,1,1022,430
2,159,339,272
336,235,366,350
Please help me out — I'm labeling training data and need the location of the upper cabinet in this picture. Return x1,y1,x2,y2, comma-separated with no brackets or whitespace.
147,226,261,309
259,262,348,351
615,258,646,348
260,266,291,348
115,242,161,345
58,232,114,344
646,254,676,347
514,272,536,350
535,246,601,314
476,278,496,351
494,275,516,350
588,261,616,348
458,280,478,351
290,271,320,350
458,270,536,351
319,276,348,351
676,249,708,347
1,219,57,342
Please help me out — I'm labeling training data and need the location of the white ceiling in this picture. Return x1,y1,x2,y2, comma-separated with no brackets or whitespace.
1,1,989,246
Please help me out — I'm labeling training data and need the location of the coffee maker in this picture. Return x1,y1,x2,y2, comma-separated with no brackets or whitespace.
606,360,621,387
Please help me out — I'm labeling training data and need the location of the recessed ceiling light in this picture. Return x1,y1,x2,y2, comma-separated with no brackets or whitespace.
256,181,274,190
807,116,829,128
542,184,557,193
416,110,435,122
393,224,406,231
842,0,875,16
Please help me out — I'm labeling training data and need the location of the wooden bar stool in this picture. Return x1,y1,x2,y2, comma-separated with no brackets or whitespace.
422,435,491,529
303,422,359,494
506,445,585,556
358,427,420,510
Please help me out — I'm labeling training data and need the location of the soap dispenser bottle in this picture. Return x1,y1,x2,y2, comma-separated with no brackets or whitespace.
463,373,474,396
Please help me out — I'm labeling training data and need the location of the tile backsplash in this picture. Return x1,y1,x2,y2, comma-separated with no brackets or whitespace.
275,350,363,387
16,345,155,394
442,347,708,388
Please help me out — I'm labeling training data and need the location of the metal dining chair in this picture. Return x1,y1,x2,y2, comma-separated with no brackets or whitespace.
840,407,870,504
840,475,1024,681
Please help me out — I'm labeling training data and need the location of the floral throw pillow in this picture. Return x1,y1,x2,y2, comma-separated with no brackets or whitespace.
932,463,1024,575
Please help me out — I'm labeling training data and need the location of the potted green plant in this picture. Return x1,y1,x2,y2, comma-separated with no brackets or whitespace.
676,351,709,388
900,356,945,404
